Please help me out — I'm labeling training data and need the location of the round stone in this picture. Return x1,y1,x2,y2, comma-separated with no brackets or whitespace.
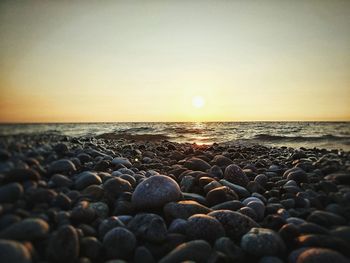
186,214,225,243
127,213,167,243
164,200,212,220
103,227,136,259
103,177,132,197
159,240,212,263
241,228,285,257
48,159,76,174
0,218,49,241
132,175,182,209
75,171,102,190
291,248,349,263
184,157,211,172
0,240,31,263
208,210,259,240
224,164,249,187
111,157,132,168
0,183,23,203
47,225,79,263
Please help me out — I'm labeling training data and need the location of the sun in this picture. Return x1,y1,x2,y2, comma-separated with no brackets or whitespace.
192,96,205,108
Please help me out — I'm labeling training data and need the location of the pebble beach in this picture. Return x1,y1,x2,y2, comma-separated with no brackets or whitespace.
0,132,350,263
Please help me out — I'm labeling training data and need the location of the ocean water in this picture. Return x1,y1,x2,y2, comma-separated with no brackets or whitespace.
0,122,350,151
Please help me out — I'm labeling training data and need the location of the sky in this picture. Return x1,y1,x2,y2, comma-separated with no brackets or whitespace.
0,0,349,122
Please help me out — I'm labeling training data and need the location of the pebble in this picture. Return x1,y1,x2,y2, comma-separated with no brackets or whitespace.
290,248,349,263
208,210,259,240
103,177,132,197
0,182,23,203
307,210,347,227
98,216,125,239
0,218,49,241
241,227,285,256
103,227,136,259
224,164,249,186
184,157,211,172
186,214,225,243
159,240,212,263
219,179,250,198
88,202,109,218
206,186,238,206
80,237,102,261
47,225,79,263
283,167,307,184
214,237,244,262
132,175,182,209
0,239,31,263
246,201,265,221
163,200,212,219
4,168,40,182
111,157,132,168
48,159,76,174
128,213,167,243
75,171,102,190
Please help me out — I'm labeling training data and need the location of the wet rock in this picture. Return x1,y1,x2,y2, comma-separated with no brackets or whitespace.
214,237,244,262
89,202,109,218
224,164,249,187
164,200,212,220
48,159,76,174
0,239,31,263
0,218,49,241
208,210,259,240
307,210,347,227
0,183,23,203
206,186,238,206
47,225,79,263
134,246,155,263
103,177,132,197
211,155,233,167
241,227,285,256
283,167,307,184
75,171,102,190
4,168,40,182
132,175,182,209
49,174,73,188
103,227,136,259
184,157,211,172
128,213,167,243
246,201,265,221
186,214,225,243
112,157,132,168
295,234,350,257
289,248,349,263
208,165,224,178
219,179,250,198
98,216,125,240
211,200,243,211
239,207,258,221
80,237,102,261
331,226,350,243
159,240,212,263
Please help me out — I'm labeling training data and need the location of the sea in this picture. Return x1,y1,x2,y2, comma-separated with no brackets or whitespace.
0,122,350,151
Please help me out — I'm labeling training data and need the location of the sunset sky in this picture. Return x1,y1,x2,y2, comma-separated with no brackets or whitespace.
0,0,349,122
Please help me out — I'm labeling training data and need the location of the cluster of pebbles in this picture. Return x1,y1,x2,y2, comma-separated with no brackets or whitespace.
0,134,349,263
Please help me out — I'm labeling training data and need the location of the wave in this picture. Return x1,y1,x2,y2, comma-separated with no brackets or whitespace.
117,127,154,133
253,134,350,142
96,132,170,141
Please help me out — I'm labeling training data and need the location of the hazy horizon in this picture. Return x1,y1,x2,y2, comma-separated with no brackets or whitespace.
1,0,350,122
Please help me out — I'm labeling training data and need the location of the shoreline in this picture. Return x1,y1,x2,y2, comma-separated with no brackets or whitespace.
0,133,349,262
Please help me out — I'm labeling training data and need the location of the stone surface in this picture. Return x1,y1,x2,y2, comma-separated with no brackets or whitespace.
0,240,31,263
186,214,225,243
208,210,259,240
164,200,212,219
47,225,79,263
224,164,249,186
241,227,285,256
159,240,212,263
103,227,136,259
0,218,49,241
48,159,76,174
132,175,182,209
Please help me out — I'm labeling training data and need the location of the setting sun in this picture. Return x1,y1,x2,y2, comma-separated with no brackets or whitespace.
192,96,205,109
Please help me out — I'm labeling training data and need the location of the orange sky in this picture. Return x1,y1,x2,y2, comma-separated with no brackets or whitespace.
1,0,350,122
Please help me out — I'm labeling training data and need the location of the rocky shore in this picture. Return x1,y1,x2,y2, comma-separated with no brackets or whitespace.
0,133,349,263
